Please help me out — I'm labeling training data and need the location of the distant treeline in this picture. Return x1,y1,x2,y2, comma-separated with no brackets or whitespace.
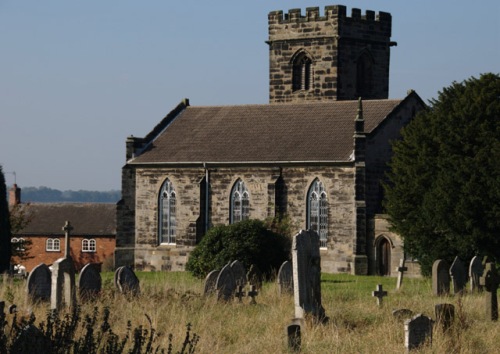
20,186,121,203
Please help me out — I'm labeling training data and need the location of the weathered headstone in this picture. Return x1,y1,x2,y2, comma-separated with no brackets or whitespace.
116,266,140,296
215,263,236,302
247,285,258,305
292,230,325,321
396,259,408,290
78,263,102,301
404,314,434,352
372,284,388,306
230,260,247,287
51,221,77,311
27,263,52,302
11,324,48,353
203,270,219,296
247,264,263,290
432,259,450,296
114,266,124,289
287,323,301,352
235,285,246,303
392,309,414,322
479,262,499,321
435,303,455,331
449,256,466,295
469,256,483,292
277,260,293,295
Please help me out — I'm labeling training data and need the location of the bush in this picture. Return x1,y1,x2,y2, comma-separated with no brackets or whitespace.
186,219,290,279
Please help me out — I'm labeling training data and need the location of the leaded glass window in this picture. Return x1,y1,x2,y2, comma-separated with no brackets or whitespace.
231,179,250,223
307,179,328,248
159,178,176,244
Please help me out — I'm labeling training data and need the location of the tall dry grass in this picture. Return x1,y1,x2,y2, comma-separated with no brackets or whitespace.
1,272,499,353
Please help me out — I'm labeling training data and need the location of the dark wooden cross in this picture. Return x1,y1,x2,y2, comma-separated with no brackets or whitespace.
247,285,258,305
372,284,388,306
480,262,500,321
62,221,73,259
235,285,246,303
396,259,408,290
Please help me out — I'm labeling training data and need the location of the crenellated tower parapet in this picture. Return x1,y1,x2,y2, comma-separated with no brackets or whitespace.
268,5,394,103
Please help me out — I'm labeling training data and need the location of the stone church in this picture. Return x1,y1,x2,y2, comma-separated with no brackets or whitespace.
115,5,425,276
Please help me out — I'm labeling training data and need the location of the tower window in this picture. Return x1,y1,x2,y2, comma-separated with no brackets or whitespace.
231,179,250,224
307,179,328,248
159,178,176,244
292,53,312,92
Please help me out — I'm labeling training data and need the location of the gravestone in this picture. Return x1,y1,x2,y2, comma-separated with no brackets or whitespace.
247,264,263,290
435,303,455,331
215,263,236,302
116,266,140,296
203,270,219,296
396,259,408,290
449,256,466,295
479,262,499,321
78,263,102,301
372,284,388,306
292,230,325,321
27,263,52,302
230,260,247,287
392,309,414,323
287,323,301,352
432,259,450,296
277,260,293,295
404,314,434,352
247,285,258,305
50,221,77,311
235,285,246,303
114,266,124,289
11,324,48,353
469,256,483,292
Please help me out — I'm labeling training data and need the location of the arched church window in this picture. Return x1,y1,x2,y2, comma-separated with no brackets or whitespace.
292,52,312,92
356,50,374,98
307,179,328,248
231,179,250,223
159,178,176,244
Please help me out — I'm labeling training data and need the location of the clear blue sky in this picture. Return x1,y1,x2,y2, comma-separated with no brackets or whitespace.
1,1,498,191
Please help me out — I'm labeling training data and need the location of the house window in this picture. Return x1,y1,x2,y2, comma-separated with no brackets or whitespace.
11,237,25,251
46,238,60,252
292,52,312,92
231,179,250,223
159,178,176,244
307,179,328,248
82,239,96,252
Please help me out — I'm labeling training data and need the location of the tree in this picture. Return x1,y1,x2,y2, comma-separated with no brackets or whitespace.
384,73,500,275
0,166,12,273
186,219,290,279
9,203,33,261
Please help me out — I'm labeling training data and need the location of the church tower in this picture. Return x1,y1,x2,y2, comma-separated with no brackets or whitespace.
268,5,395,103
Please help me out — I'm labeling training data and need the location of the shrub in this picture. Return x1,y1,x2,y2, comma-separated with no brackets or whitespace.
186,219,290,279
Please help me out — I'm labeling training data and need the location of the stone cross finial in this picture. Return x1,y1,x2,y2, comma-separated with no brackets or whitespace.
372,284,388,306
396,259,408,290
62,221,73,259
480,262,499,321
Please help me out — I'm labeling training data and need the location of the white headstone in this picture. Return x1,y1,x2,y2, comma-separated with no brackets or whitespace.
51,257,77,311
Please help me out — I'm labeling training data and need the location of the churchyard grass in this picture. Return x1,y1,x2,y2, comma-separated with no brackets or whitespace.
1,272,499,353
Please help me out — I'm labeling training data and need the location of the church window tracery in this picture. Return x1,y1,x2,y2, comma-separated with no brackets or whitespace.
159,178,176,244
292,52,312,92
231,179,250,223
307,179,328,248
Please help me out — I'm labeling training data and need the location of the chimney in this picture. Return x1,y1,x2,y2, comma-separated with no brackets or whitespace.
9,184,21,206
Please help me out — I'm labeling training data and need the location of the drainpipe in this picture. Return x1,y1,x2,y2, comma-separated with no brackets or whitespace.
203,163,210,234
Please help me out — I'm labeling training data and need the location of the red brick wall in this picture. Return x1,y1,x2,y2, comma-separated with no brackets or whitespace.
12,235,115,272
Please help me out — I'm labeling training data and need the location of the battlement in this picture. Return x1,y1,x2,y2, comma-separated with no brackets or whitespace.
268,5,391,24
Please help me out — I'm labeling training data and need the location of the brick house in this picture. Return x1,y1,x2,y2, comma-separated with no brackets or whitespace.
9,185,116,273
115,5,425,276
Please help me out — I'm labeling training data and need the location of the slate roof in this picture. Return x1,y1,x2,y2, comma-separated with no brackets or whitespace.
16,203,116,236
130,98,407,165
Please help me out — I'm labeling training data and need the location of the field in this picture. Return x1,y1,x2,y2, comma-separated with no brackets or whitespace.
1,272,499,353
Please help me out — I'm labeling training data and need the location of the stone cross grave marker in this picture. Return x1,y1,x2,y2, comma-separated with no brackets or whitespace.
396,258,408,290
450,256,466,295
469,256,483,292
203,270,219,296
432,259,450,296
247,264,263,290
230,260,247,287
51,221,77,311
292,230,325,321
277,260,293,295
78,263,102,301
372,284,388,306
216,263,236,302
404,314,434,352
116,266,140,296
27,263,51,303
480,262,499,321
247,285,258,305
435,303,455,331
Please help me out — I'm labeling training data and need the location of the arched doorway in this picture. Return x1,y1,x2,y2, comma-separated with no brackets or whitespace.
376,236,392,276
